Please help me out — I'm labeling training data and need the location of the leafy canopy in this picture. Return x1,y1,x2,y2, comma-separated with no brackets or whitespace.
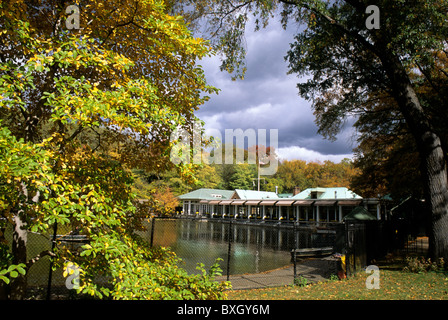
0,0,229,299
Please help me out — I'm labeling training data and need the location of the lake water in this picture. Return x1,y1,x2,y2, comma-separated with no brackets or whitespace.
139,219,335,275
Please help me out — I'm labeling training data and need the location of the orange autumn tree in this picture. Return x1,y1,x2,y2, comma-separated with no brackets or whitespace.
152,187,180,216
273,159,359,192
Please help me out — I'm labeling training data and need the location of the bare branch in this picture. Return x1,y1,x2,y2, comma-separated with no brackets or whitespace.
26,250,56,270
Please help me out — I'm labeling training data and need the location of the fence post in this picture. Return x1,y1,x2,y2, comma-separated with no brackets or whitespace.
46,221,58,300
226,219,232,281
345,222,352,277
150,217,156,247
293,221,297,283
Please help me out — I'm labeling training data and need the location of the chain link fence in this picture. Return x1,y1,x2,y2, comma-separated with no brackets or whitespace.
144,218,343,289
2,216,427,298
2,222,92,299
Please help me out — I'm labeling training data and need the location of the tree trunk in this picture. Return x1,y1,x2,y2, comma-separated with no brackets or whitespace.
10,214,28,300
0,281,9,300
380,51,448,261
419,136,448,261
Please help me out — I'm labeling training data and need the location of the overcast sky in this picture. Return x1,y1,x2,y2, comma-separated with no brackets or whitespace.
195,17,357,163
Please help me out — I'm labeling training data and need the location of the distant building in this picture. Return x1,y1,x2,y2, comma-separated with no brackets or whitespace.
178,187,387,224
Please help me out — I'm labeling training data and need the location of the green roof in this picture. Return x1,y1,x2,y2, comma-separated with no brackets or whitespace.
343,206,377,221
233,189,279,200
178,188,280,201
178,187,364,202
278,193,293,198
292,187,362,200
178,188,234,200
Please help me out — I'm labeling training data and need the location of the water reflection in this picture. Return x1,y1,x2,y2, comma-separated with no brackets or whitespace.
141,219,334,275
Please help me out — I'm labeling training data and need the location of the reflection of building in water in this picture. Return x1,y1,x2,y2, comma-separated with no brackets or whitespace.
175,219,336,252
178,187,388,225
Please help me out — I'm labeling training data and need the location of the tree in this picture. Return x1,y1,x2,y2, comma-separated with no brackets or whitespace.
319,159,358,188
275,159,308,191
351,50,448,200
0,0,228,299
349,91,424,199
195,164,223,190
178,0,448,261
131,171,180,216
264,177,284,193
228,163,257,190
274,159,358,192
150,185,180,216
351,132,423,200
286,0,448,261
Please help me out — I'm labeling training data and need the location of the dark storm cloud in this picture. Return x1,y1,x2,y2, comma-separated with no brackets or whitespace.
196,17,355,162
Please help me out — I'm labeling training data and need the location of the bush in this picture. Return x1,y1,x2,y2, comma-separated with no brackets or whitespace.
403,257,446,273
294,276,309,287
72,234,232,300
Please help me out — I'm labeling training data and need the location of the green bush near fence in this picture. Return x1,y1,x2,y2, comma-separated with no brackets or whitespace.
2,221,232,300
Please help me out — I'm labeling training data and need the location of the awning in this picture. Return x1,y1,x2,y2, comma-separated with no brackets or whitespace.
294,200,315,206
276,200,295,206
219,200,233,205
315,200,337,206
199,200,209,204
231,200,246,205
245,200,261,205
208,200,222,205
337,200,362,206
259,200,277,206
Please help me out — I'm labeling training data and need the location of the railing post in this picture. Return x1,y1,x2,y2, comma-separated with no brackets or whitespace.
46,222,58,300
150,217,156,247
293,221,297,283
226,219,232,281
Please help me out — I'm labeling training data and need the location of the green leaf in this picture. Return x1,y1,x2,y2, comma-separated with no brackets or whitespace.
17,265,26,275
0,275,10,284
80,250,91,257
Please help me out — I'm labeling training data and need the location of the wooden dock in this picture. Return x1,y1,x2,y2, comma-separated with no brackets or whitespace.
290,247,334,261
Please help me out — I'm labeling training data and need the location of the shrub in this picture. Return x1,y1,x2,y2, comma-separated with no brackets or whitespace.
294,276,309,287
403,257,446,273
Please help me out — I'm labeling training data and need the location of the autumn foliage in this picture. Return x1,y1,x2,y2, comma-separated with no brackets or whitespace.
0,0,227,299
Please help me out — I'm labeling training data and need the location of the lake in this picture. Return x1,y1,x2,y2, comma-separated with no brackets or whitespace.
139,219,335,275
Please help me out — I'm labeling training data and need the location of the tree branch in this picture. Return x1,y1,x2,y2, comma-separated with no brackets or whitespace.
278,0,380,56
26,250,56,270
68,125,84,142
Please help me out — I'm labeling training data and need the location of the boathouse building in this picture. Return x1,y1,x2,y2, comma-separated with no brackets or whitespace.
178,187,386,224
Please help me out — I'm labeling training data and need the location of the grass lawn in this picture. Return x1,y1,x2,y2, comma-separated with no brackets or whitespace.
226,268,448,300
